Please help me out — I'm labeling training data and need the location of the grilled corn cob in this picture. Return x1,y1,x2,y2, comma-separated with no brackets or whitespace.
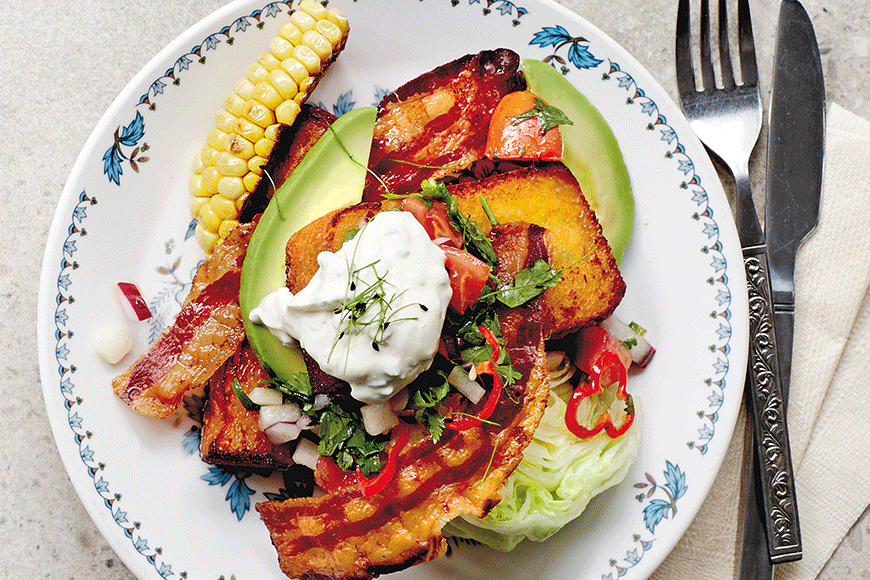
189,0,349,254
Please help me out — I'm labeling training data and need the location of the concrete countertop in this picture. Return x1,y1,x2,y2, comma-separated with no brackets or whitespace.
2,0,867,578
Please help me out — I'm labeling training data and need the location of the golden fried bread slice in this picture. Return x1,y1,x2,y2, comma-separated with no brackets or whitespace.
200,342,296,469
448,162,625,337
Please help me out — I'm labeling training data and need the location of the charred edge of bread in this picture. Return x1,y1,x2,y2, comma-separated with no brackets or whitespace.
238,104,338,222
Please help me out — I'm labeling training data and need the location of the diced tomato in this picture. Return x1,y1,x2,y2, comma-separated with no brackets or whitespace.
401,198,464,248
574,325,632,384
441,245,491,314
314,456,356,494
484,91,564,161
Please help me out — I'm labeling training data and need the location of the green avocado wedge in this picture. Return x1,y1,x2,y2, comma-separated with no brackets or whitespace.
521,59,634,263
239,107,376,383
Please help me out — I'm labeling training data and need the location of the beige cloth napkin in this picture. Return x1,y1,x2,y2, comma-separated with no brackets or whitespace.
651,103,870,580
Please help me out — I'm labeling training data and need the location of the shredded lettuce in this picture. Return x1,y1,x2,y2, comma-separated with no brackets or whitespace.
442,385,641,551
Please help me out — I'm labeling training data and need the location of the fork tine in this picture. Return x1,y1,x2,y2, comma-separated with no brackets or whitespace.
738,0,759,86
675,0,696,95
699,0,717,91
718,0,736,89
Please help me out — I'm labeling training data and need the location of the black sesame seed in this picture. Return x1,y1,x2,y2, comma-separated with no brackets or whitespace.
372,341,380,351
419,304,428,311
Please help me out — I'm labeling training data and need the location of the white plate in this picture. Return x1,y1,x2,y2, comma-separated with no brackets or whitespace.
37,1,748,579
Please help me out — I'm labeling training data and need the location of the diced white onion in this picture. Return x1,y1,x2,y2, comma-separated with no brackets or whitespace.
599,315,656,368
258,402,302,431
296,415,314,430
313,394,330,410
547,351,577,388
264,422,302,445
447,366,485,404
360,402,400,436
292,437,320,470
248,387,284,406
92,323,133,364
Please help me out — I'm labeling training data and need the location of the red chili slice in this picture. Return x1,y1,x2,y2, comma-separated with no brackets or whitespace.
447,326,503,431
355,424,411,497
565,350,635,439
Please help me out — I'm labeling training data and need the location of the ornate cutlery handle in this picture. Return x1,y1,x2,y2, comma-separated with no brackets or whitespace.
743,245,802,563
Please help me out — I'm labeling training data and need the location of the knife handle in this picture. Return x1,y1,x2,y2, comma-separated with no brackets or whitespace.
742,246,803,563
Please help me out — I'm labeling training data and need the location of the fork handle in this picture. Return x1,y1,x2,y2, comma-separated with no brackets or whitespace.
742,245,803,563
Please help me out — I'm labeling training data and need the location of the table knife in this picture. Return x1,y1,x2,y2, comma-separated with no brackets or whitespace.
739,0,823,574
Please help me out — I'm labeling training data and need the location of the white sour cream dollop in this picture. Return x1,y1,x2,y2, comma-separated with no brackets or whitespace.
250,210,453,404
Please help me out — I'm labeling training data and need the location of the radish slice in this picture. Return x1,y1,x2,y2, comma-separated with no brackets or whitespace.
599,315,656,368
264,422,302,445
92,323,133,364
447,366,486,404
258,403,302,431
292,438,320,470
115,282,152,321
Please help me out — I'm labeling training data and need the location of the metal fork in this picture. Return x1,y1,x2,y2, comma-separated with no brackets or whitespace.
675,0,799,576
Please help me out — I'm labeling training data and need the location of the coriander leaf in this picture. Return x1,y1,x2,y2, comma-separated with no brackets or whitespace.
410,372,451,409
415,408,446,443
493,259,562,308
509,98,574,133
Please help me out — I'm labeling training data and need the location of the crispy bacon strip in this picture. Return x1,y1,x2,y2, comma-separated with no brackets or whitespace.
256,307,549,580
111,223,253,418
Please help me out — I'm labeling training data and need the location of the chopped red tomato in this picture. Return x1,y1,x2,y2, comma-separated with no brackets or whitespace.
401,198,463,248
441,245,491,313
314,456,356,494
484,91,565,161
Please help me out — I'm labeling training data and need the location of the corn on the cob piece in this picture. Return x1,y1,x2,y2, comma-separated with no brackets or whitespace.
190,0,349,254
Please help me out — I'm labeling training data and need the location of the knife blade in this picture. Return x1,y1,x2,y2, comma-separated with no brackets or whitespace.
741,0,823,573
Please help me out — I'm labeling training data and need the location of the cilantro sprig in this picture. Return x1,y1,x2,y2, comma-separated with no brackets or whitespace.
509,98,574,134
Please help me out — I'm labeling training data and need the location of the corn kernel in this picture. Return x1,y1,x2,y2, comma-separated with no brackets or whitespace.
255,137,276,158
302,30,332,61
243,172,261,192
293,45,321,74
200,166,221,193
206,127,228,151
244,100,277,128
189,194,209,217
252,81,283,110
224,133,255,159
269,36,295,61
299,0,327,20
246,62,269,85
290,9,317,33
214,109,238,133
235,77,256,100
234,194,248,212
280,57,309,85
258,50,281,72
268,69,298,101
248,156,267,175
209,194,238,220
195,223,219,254
189,172,209,197
326,8,349,35
199,144,218,167
233,117,265,143
218,219,240,239
198,201,222,232
278,22,303,46
217,175,245,200
224,92,248,117
276,99,302,125
191,150,205,173
215,151,249,177
264,123,281,142
316,20,342,46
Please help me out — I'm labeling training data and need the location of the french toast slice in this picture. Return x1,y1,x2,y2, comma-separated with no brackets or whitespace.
449,162,625,337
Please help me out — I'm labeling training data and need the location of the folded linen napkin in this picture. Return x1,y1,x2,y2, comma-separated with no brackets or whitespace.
651,103,870,580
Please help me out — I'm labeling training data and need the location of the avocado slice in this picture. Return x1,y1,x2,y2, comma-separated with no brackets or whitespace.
521,59,634,263
239,107,377,383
